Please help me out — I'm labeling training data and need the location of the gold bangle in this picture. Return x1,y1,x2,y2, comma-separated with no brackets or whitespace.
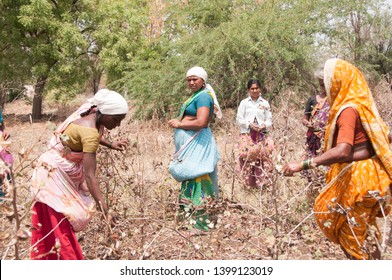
178,121,181,128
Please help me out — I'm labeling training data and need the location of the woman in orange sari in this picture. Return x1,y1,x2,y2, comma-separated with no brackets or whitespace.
283,58,392,259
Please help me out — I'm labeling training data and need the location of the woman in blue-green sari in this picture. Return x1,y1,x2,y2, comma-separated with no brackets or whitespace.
168,66,221,236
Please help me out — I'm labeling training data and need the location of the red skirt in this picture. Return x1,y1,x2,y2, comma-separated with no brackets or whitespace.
30,202,84,260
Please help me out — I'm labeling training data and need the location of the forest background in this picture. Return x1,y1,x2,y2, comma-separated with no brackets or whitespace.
0,0,392,260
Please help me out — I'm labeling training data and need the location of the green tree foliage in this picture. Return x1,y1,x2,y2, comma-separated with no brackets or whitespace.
0,0,147,119
18,0,97,118
0,0,98,118
1,0,391,120
0,0,31,107
118,0,328,119
91,0,148,84
369,7,392,85
316,0,392,84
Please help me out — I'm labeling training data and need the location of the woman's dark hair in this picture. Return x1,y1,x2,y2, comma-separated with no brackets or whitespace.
95,110,102,127
247,79,262,90
80,105,97,117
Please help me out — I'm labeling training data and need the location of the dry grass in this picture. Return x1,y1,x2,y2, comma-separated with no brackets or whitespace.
1,82,392,260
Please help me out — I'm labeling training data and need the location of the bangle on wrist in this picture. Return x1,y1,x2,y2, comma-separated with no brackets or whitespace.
302,158,315,170
109,141,113,149
302,160,309,170
178,121,181,128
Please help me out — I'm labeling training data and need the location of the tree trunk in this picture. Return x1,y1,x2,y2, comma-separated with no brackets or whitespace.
32,77,46,120
92,71,102,95
91,57,102,95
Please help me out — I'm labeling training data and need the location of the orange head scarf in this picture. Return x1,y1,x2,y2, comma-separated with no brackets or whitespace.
323,58,392,178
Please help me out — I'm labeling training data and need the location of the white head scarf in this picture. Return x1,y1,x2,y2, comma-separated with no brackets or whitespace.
186,66,208,81
88,89,128,115
186,66,223,119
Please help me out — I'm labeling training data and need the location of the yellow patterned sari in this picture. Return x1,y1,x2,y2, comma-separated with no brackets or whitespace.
314,59,392,259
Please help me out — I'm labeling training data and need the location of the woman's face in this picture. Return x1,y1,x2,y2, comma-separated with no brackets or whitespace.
100,114,126,130
248,83,261,100
187,76,204,92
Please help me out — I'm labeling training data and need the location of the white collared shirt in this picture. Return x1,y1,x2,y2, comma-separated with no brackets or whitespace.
236,96,272,133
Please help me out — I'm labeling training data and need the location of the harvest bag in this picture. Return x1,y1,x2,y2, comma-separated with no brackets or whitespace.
169,127,219,182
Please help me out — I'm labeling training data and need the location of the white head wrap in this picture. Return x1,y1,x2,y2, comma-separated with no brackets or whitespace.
186,66,223,119
186,66,208,82
88,89,128,115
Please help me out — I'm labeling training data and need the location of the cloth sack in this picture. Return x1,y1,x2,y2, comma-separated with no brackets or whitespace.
169,128,220,182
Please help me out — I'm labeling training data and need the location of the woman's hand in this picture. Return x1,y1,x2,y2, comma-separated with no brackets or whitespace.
101,209,118,227
257,124,266,132
111,139,128,151
305,121,315,129
168,118,182,128
169,107,210,130
282,161,303,176
302,117,315,129
250,123,266,132
249,123,258,131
